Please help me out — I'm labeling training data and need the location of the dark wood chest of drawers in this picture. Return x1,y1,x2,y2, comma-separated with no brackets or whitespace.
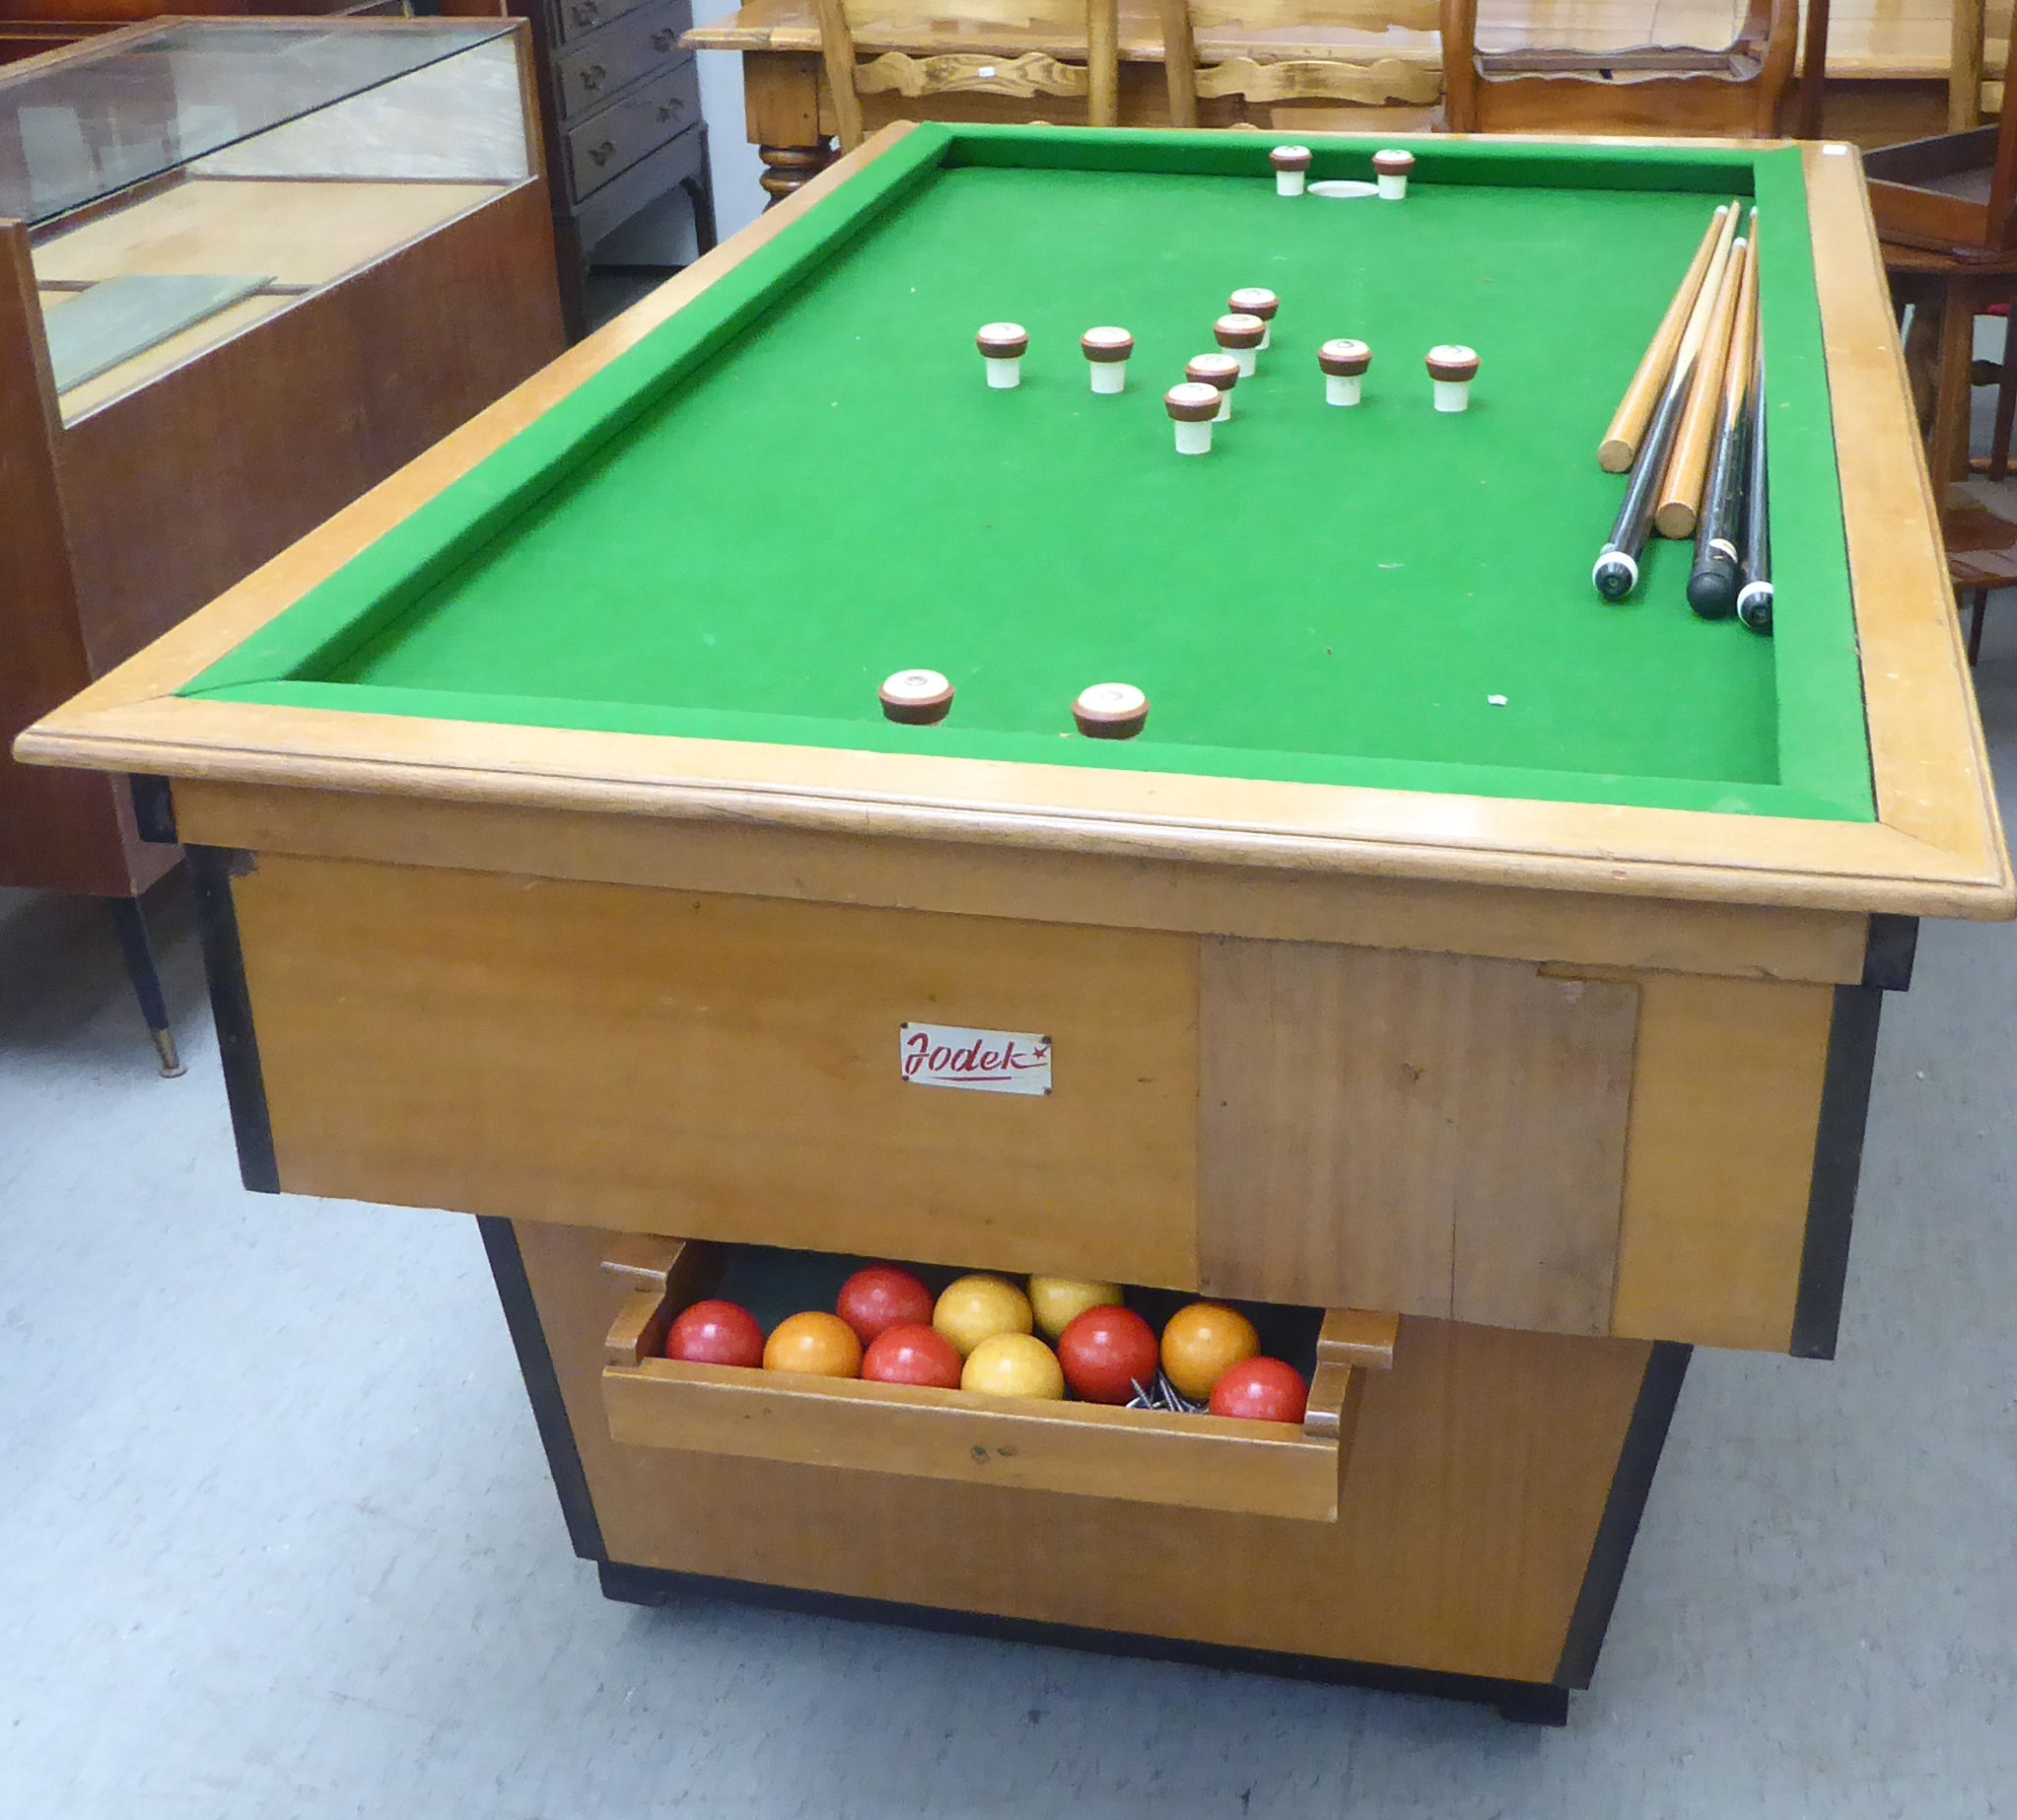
514,0,715,336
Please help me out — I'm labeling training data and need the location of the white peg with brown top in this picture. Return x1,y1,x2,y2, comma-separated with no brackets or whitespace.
1271,145,1312,196
1186,353,1240,420
1373,148,1416,200
1215,314,1266,378
1165,382,1221,455
1080,326,1134,394
976,322,1028,389
1319,338,1372,407
1228,288,1279,349
1426,345,1480,412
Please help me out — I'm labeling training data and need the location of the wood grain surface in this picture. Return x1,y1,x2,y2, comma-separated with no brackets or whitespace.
18,134,2009,924
1607,971,1834,1349
1197,939,1637,1335
167,781,1879,984
519,1216,1658,1685
238,852,1202,1287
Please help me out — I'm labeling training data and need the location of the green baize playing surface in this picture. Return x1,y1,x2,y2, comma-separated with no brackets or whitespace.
185,129,1872,821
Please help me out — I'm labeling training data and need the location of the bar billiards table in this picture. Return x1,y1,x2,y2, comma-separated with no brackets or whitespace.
20,124,2011,1724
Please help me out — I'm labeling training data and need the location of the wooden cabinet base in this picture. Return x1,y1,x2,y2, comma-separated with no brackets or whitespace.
491,1216,1690,1715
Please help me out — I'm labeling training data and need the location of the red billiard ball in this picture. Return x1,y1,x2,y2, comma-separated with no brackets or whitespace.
861,1323,963,1389
1056,1305,1160,1405
663,1299,764,1368
836,1266,936,1345
1208,1357,1309,1425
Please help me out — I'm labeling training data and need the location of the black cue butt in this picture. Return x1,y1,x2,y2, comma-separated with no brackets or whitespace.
1687,544,1741,619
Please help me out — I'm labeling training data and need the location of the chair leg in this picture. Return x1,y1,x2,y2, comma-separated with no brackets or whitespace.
1992,323,2017,480
1967,589,1989,665
105,895,185,1078
1930,280,1978,491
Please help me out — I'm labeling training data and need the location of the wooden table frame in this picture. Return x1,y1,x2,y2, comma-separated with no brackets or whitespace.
16,126,2006,1725
14,129,2012,940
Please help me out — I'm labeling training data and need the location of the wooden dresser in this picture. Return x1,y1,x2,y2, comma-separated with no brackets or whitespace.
512,0,714,336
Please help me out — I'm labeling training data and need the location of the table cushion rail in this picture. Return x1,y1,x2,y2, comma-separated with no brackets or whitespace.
599,1236,1396,1522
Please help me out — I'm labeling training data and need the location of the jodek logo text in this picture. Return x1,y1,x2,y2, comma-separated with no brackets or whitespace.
900,1022,1053,1096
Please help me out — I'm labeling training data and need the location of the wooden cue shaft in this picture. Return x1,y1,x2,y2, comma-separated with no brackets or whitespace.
1654,231,1749,540
1597,204,1730,474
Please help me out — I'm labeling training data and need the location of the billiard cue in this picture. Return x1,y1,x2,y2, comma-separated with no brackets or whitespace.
1737,336,1773,635
1654,221,1751,540
1687,225,1761,619
1598,203,1732,474
1591,214,1740,600
1593,347,1699,600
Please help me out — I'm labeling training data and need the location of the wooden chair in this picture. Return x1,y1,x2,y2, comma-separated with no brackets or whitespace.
1154,0,1447,131
1439,0,1797,137
1866,32,2017,493
811,0,1119,155
1941,477,2017,665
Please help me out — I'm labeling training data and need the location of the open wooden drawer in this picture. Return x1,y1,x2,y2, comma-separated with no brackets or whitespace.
599,1237,1397,1522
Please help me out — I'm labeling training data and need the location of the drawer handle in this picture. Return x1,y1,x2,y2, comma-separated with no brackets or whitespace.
582,62,606,92
589,140,616,167
655,98,685,121
652,26,675,50
571,0,599,23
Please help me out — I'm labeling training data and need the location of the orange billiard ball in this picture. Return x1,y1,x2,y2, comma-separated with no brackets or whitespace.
1159,1302,1261,1403
763,1310,863,1378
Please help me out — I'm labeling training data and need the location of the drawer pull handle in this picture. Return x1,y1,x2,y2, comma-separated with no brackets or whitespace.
589,140,616,167
655,99,683,121
582,62,606,92
652,27,675,50
571,0,599,22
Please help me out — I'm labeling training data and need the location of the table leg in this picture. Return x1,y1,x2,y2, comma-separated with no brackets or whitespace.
746,52,834,209
106,893,185,1078
1929,275,1979,495
758,143,836,206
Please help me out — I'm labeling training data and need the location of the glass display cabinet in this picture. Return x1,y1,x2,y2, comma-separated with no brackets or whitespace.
1,17,567,1069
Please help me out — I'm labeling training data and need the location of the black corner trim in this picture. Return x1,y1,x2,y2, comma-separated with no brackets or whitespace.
1790,985,1885,1360
129,775,178,845
184,845,279,1194
595,1562,1570,1725
1862,915,1918,993
1554,1340,1691,1689
477,1216,606,1564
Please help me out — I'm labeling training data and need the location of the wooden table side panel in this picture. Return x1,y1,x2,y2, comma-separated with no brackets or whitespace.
1608,972,1835,1350
601,1359,1344,1520
58,181,565,682
1197,940,1637,1335
518,1217,1655,1684
0,223,140,898
1807,142,2010,892
1449,972,1638,1336
236,853,1202,1286
167,781,1879,983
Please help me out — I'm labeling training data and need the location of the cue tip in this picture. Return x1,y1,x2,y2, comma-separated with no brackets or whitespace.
1593,550,1639,601
1737,581,1774,633
1598,435,1635,474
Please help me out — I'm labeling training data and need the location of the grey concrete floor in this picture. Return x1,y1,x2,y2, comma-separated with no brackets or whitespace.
3,618,2014,1818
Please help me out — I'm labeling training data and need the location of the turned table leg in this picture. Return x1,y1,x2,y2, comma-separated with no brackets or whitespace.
758,142,836,206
